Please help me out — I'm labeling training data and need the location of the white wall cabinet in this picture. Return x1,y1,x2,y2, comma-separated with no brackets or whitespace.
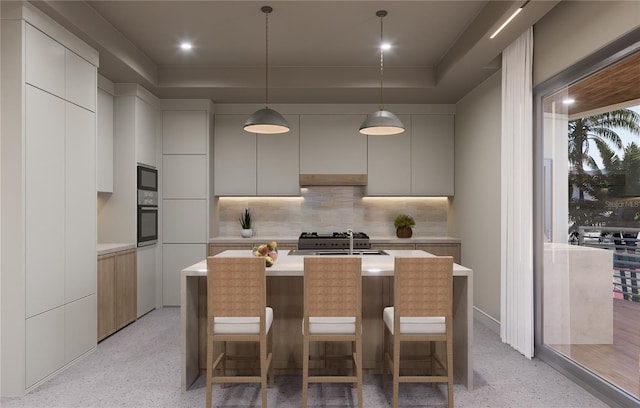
367,114,412,196
256,116,300,196
367,114,454,196
97,88,114,193
65,49,96,111
135,98,158,167
214,114,300,196
299,114,367,175
25,24,65,97
411,115,455,196
214,115,257,195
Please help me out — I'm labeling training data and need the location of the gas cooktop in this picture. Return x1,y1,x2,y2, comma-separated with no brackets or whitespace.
298,231,370,250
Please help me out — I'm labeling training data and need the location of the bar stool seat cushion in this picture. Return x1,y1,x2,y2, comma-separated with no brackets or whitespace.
383,307,445,335
302,316,356,335
214,307,273,334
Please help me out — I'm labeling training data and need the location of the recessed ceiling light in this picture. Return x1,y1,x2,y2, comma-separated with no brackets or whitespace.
381,43,391,51
180,42,193,51
563,98,575,104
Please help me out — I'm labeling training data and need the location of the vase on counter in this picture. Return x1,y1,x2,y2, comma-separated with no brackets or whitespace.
396,226,412,238
241,229,253,238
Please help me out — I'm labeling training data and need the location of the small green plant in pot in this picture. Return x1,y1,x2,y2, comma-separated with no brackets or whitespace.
394,214,415,238
239,208,253,238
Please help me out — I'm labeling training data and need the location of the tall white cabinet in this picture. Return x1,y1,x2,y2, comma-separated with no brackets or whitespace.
1,4,98,396
161,102,213,305
100,84,161,318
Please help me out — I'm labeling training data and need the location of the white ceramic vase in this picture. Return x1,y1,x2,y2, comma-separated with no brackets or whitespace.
241,229,253,238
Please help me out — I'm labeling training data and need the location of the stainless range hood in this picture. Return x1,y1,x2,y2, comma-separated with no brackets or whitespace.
299,174,367,186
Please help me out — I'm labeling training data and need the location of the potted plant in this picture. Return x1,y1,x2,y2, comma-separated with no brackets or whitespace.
394,214,415,238
239,208,253,238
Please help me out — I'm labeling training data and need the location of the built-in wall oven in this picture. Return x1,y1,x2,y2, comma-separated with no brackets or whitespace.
137,165,158,247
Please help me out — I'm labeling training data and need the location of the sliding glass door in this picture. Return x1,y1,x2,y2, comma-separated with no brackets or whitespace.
536,43,640,406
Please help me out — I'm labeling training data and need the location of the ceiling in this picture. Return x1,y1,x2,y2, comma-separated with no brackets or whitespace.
544,51,640,117
31,0,560,104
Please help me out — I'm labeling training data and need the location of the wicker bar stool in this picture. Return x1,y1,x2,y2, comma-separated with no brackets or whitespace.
205,256,274,408
302,256,363,408
383,256,454,408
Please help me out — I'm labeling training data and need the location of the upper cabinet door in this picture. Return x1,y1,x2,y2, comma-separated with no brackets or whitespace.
163,110,208,154
135,98,159,167
411,115,454,196
25,24,65,98
366,114,411,196
214,115,257,195
299,115,368,174
65,49,96,111
256,115,300,196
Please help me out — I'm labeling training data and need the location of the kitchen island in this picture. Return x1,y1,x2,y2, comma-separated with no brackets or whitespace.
181,250,473,391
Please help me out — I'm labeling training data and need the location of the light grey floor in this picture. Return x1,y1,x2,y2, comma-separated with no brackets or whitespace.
1,307,607,408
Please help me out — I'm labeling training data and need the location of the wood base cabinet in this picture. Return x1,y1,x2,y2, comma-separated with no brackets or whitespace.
97,249,137,341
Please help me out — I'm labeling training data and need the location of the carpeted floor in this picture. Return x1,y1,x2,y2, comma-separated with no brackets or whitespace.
0,307,607,408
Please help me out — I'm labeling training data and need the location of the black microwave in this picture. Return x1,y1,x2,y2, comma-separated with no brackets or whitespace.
137,165,158,191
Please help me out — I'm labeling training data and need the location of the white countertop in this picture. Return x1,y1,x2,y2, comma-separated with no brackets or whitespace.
182,249,471,277
97,243,136,255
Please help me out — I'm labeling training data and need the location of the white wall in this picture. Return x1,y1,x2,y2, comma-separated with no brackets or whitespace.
451,71,502,331
533,1,640,86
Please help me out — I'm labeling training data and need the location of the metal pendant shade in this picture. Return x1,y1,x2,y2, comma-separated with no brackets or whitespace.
359,110,405,135
359,10,404,136
244,107,290,134
244,6,290,134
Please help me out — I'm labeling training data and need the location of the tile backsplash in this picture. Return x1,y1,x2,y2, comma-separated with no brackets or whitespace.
216,187,449,237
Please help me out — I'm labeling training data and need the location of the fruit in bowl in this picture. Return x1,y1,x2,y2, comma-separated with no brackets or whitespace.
253,241,278,267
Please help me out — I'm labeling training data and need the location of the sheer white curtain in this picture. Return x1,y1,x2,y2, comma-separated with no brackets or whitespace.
500,27,534,358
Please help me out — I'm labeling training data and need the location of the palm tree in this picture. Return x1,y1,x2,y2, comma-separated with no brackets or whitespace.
568,109,640,201
568,108,640,236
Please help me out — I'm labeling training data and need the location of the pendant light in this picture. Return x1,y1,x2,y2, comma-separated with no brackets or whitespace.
359,10,405,136
244,6,290,134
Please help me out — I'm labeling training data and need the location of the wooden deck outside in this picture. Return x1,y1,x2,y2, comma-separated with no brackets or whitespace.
549,298,640,398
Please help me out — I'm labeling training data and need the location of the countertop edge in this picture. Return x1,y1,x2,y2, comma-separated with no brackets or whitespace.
97,243,137,256
182,249,472,277
208,236,461,244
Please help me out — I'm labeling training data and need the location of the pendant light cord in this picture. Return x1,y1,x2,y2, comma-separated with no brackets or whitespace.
379,12,385,111
265,9,270,108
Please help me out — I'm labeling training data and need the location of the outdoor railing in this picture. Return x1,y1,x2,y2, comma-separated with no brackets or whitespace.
578,226,639,301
